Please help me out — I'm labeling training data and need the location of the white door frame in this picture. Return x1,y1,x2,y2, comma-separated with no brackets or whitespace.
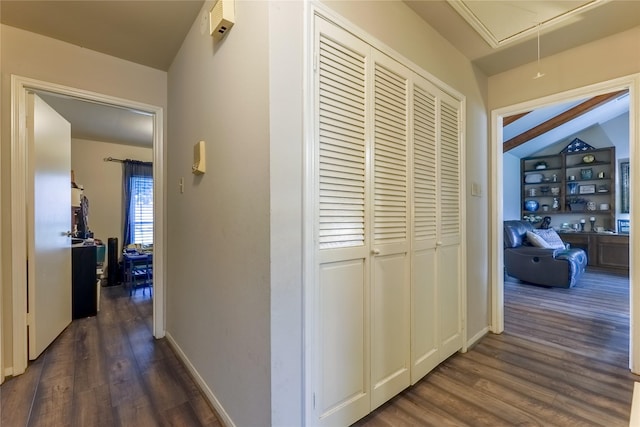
10,75,166,375
490,74,640,372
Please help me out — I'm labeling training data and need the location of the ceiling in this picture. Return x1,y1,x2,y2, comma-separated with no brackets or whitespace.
405,0,640,76
1,1,637,150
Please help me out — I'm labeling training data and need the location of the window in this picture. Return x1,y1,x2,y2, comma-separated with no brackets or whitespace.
129,175,153,244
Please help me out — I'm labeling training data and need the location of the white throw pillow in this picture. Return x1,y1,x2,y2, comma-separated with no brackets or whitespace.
526,231,551,248
532,229,566,250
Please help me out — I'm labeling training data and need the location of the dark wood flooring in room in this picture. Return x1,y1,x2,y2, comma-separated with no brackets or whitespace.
355,269,638,427
0,285,222,427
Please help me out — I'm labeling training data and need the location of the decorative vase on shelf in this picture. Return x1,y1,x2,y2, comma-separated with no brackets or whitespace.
568,182,579,195
581,168,593,180
552,198,560,210
524,200,539,212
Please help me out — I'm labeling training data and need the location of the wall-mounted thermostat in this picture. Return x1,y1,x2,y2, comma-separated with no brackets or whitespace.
210,0,235,41
192,140,206,175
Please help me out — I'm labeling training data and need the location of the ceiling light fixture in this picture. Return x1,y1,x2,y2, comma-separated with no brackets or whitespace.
533,23,545,79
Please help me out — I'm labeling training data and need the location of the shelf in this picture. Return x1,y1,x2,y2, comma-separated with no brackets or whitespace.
520,147,616,228
523,167,562,173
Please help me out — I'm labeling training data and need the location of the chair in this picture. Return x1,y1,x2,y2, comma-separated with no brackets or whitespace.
123,251,153,296
504,220,587,288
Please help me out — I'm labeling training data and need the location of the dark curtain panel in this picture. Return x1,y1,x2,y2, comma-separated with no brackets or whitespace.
122,160,153,246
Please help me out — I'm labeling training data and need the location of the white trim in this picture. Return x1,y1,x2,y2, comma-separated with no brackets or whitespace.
490,74,640,372
302,0,315,424
466,325,490,349
446,0,607,49
10,75,166,375
165,332,235,427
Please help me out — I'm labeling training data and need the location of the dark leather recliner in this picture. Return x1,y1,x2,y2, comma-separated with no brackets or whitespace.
504,220,587,288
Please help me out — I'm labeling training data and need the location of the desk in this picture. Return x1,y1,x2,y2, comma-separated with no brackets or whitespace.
123,252,153,296
558,231,629,273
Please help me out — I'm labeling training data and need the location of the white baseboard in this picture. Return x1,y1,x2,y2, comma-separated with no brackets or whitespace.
3,366,13,378
631,382,640,426
164,332,235,427
466,326,490,349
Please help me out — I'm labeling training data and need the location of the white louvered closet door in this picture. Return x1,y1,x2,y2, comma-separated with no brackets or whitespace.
369,51,411,410
313,14,465,427
410,75,440,383
314,16,371,427
437,91,464,359
410,77,464,383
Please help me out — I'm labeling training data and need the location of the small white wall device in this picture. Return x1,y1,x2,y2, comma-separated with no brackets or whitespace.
210,0,235,41
192,140,206,175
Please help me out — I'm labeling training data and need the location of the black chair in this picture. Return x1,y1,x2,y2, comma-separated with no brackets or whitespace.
504,220,587,288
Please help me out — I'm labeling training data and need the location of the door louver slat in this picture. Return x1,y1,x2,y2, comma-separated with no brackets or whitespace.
318,34,367,249
373,63,407,244
412,85,437,241
439,100,460,238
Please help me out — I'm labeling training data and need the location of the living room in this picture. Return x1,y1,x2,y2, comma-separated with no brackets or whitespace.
503,88,630,280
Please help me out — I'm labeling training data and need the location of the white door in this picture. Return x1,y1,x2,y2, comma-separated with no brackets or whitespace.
436,93,463,360
411,79,463,382
411,76,440,382
315,17,371,427
370,52,411,409
27,93,72,360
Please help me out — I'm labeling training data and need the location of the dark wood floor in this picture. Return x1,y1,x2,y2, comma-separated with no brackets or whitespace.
356,269,638,426
0,284,222,427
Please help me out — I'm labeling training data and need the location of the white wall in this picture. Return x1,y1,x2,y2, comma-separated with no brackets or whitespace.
166,1,271,426
0,24,166,374
71,138,153,263
503,153,522,220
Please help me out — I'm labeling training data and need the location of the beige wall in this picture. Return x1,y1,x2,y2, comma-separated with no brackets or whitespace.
166,1,271,425
488,27,640,110
71,138,153,265
1,24,166,375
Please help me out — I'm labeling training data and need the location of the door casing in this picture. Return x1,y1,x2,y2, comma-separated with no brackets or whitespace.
9,75,166,375
489,74,640,371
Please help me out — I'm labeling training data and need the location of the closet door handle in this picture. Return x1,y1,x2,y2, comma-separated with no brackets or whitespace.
436,241,443,246
371,249,380,255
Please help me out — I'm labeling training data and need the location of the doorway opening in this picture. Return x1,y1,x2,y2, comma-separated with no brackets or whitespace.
490,75,640,372
9,75,165,376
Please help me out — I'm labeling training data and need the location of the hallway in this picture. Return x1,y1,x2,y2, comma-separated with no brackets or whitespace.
0,285,222,427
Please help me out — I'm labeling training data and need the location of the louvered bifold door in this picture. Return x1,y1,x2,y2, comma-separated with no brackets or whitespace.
410,75,440,383
314,16,371,427
369,51,411,410
436,91,464,360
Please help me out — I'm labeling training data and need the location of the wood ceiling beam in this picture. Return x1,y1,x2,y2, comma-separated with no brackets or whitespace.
503,111,530,126
503,90,627,153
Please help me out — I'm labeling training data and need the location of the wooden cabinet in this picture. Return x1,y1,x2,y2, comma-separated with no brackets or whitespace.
559,232,629,273
521,147,616,230
72,245,97,319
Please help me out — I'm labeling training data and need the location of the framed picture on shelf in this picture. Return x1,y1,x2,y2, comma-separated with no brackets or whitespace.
618,219,630,234
579,184,596,194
